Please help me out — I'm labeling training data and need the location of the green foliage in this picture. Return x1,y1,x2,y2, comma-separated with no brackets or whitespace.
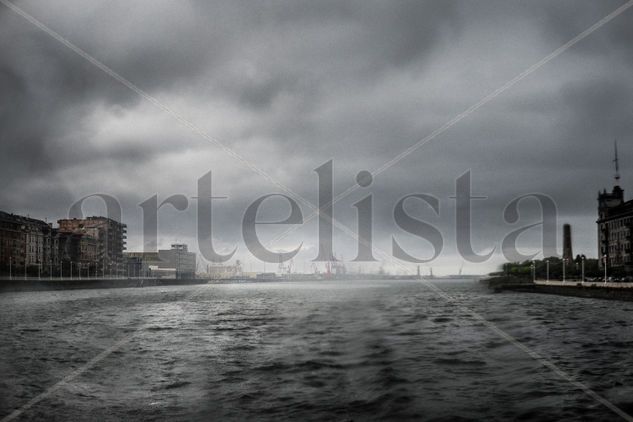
498,255,612,280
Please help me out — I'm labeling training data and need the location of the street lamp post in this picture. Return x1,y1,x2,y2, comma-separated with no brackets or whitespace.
562,259,566,283
604,255,608,283
581,256,585,282
531,260,536,282
546,260,550,283
70,262,73,280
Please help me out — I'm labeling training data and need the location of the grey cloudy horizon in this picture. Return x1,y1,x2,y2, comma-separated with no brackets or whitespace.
2,0,633,274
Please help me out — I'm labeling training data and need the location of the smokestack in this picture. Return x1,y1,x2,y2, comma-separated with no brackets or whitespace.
563,224,573,262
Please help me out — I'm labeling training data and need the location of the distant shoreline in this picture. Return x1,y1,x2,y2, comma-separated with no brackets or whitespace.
0,275,483,293
0,278,207,293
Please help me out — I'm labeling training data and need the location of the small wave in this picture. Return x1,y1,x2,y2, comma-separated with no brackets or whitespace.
432,317,452,323
212,326,252,331
597,340,633,349
319,349,343,357
224,344,257,352
433,358,486,366
163,381,191,390
254,359,344,373
145,326,175,331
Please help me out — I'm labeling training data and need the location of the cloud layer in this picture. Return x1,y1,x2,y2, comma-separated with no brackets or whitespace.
2,0,633,274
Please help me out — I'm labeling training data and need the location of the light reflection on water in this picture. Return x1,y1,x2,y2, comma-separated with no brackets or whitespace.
1,279,632,421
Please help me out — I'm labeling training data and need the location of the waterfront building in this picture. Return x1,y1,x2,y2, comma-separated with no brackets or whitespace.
124,254,146,277
0,211,27,272
0,211,125,277
597,142,633,271
0,211,54,276
58,217,127,276
125,244,196,279
158,244,196,279
80,235,98,268
124,252,160,277
55,231,98,276
205,261,243,279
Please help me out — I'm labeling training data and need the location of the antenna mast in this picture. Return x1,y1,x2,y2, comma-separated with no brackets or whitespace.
614,139,620,185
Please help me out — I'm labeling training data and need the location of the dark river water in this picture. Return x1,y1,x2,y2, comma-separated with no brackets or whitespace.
1,279,632,421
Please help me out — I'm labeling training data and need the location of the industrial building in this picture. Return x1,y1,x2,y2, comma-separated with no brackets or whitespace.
125,244,196,279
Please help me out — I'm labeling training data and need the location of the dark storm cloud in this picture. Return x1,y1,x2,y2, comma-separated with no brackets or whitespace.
1,0,632,272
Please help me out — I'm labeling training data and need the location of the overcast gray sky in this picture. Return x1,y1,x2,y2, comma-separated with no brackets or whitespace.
1,0,633,274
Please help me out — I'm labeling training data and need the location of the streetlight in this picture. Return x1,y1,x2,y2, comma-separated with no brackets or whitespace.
70,262,73,280
531,260,535,282
581,256,585,283
546,260,550,283
562,258,566,283
603,255,608,283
